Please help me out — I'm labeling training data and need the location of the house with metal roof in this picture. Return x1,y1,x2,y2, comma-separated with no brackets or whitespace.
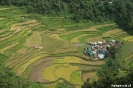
86,46,93,55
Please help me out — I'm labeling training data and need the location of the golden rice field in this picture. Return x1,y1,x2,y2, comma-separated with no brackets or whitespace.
41,56,103,85
53,56,104,65
109,32,127,37
123,36,133,42
42,63,80,83
49,34,62,40
102,29,124,37
10,20,38,31
42,64,59,81
54,65,79,82
53,56,82,63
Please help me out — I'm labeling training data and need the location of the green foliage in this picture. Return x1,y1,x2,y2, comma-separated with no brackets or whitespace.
97,59,119,77
1,0,133,32
60,31,95,41
55,82,74,88
0,53,8,60
82,58,133,88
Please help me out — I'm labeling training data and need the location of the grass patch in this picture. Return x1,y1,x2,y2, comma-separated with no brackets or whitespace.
46,82,57,88
17,48,27,54
0,31,13,38
52,44,78,54
77,46,86,56
87,36,104,42
109,32,127,38
42,64,59,81
60,31,95,41
4,43,24,56
53,56,105,65
96,25,118,34
128,61,133,67
70,71,83,85
5,47,34,67
41,33,68,52
0,17,5,20
55,81,74,88
102,29,125,37
64,21,93,31
0,29,28,46
82,72,98,82
53,56,82,64
77,64,100,71
0,29,8,33
0,43,18,54
124,55,133,67
10,20,38,31
70,34,92,43
24,31,42,47
10,49,42,72
115,37,133,67
78,34,96,42
50,34,62,40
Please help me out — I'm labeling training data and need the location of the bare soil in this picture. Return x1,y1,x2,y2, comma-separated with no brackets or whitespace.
28,58,53,83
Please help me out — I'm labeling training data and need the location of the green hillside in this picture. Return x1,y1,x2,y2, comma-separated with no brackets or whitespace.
0,0,133,88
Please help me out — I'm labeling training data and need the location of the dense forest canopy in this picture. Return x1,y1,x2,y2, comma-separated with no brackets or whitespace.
82,58,133,88
0,0,133,31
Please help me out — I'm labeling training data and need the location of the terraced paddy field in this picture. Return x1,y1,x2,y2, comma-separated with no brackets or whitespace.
1,7,133,88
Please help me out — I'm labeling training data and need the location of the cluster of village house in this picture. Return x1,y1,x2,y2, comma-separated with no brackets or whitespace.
85,40,123,59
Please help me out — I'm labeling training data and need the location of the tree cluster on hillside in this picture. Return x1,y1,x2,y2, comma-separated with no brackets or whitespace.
82,58,133,88
0,0,133,31
0,1,132,23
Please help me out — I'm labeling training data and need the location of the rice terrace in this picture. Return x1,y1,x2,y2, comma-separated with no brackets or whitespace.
0,6,133,88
